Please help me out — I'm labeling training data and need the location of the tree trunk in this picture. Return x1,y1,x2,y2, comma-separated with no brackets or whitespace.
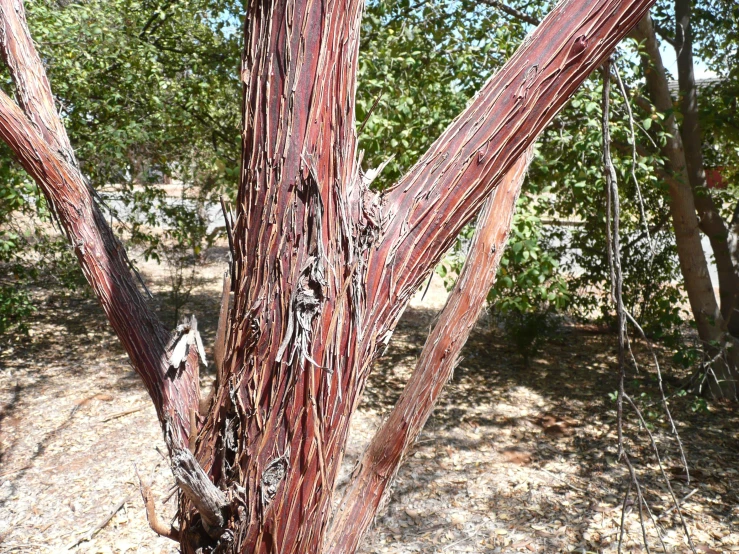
0,0,660,552
326,151,532,553
632,15,738,399
674,0,739,337
730,201,739,333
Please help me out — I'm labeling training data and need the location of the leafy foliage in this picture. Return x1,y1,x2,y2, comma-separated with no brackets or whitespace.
357,0,526,189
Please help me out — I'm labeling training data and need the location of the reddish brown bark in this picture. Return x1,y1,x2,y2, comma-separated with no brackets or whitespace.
0,0,74,162
326,151,532,554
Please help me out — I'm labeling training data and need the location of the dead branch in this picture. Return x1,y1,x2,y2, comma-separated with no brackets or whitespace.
136,469,180,542
171,447,228,538
101,407,144,423
603,59,696,554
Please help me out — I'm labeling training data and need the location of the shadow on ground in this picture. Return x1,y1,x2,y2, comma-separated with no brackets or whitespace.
0,267,737,552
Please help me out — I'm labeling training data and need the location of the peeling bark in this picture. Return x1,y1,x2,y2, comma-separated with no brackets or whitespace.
186,0,658,550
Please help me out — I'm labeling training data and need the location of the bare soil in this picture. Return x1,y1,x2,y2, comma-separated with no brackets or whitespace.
1,247,738,553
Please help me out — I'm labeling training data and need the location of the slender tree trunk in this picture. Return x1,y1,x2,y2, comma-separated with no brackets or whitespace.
0,0,661,552
632,16,738,399
730,201,739,332
0,0,199,445
674,0,739,337
326,151,532,553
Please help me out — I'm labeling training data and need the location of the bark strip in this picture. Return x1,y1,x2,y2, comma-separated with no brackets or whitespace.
171,448,229,537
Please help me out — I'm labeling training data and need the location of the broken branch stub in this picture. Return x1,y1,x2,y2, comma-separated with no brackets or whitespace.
171,448,229,538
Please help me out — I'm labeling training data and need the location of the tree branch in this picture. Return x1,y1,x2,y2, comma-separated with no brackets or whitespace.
652,21,677,48
478,0,540,26
366,0,659,349
0,0,75,164
0,0,201,446
326,151,532,553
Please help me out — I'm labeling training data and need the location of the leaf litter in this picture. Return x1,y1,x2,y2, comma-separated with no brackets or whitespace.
0,250,737,553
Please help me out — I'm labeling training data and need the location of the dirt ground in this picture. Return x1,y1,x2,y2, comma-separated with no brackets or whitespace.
1,246,738,553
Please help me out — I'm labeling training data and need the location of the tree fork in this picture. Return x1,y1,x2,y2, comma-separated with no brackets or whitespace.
189,0,660,551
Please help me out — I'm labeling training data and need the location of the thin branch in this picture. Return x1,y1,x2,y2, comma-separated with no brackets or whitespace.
624,393,696,553
478,0,540,26
136,467,181,542
326,151,533,553
613,63,654,260
652,22,677,48
66,495,132,549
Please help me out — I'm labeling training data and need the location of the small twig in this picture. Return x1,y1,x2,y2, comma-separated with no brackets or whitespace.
660,488,698,518
479,0,540,26
420,272,434,301
135,467,180,542
220,195,235,266
624,393,696,552
101,407,144,423
66,495,131,549
0,464,32,479
358,90,384,136
444,523,482,550
617,480,632,553
624,310,691,481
